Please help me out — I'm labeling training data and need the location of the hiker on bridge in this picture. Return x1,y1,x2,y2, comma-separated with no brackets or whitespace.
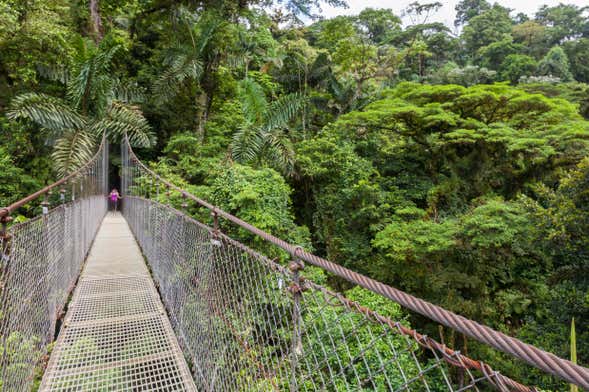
109,188,121,211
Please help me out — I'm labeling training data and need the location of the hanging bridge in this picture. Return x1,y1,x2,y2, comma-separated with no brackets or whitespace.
0,136,588,391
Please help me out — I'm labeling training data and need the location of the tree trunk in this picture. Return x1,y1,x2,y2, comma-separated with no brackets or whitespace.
196,91,209,142
89,0,103,44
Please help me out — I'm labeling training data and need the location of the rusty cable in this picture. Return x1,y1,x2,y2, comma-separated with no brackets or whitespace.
124,135,589,389
0,135,107,219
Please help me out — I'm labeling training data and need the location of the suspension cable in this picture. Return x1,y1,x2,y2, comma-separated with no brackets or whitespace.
123,134,589,389
0,135,107,219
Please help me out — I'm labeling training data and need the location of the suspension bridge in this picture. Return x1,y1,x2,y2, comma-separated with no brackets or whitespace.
0,136,587,391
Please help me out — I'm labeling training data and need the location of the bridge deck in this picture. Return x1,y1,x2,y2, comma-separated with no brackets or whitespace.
40,212,197,391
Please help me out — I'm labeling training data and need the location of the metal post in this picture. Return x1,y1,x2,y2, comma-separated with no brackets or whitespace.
0,214,12,256
289,250,304,392
212,208,220,237
41,192,50,215
60,185,66,204
181,192,188,212
0,211,12,383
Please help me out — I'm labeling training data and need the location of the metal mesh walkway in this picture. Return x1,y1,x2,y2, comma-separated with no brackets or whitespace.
1,135,587,391
39,212,196,391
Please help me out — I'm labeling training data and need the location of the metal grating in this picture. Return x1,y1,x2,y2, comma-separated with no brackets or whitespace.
75,276,154,297
40,213,196,391
68,290,162,323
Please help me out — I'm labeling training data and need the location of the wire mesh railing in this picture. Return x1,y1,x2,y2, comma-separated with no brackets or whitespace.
121,136,589,391
0,138,108,391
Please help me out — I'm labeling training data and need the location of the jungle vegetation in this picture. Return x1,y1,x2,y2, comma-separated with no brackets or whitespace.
1,0,588,389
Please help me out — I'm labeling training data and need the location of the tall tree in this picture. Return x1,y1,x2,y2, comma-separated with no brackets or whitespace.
89,0,103,43
355,8,401,44
454,0,491,27
7,39,154,174
461,4,512,54
230,78,305,175
537,46,574,81
535,4,589,45
154,8,229,140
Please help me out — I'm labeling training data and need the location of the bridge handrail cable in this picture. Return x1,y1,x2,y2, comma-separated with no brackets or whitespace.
124,134,589,390
0,135,107,221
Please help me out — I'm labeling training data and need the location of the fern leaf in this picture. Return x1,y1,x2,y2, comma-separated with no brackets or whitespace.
91,101,155,147
153,53,202,101
265,92,306,130
230,125,264,164
237,78,268,123
264,129,295,175
52,129,97,176
7,93,86,132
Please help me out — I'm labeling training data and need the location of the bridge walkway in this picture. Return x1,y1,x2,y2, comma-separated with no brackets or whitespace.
39,212,197,391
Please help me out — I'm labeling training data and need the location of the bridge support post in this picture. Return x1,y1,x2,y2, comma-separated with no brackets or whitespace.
211,208,220,236
289,252,304,392
0,212,12,261
0,213,12,260
60,184,66,204
41,192,50,215
0,212,12,387
181,192,188,211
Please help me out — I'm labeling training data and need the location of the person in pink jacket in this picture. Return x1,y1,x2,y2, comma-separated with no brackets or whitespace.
109,188,121,211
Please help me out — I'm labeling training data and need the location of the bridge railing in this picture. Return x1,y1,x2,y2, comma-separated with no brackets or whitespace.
122,135,589,391
0,137,108,391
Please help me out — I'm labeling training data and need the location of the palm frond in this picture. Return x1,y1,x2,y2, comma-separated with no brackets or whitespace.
111,78,145,104
7,93,86,132
153,54,203,101
173,5,198,28
93,45,121,75
194,16,222,56
67,60,92,108
309,51,333,85
67,45,119,112
36,64,70,84
237,78,268,123
52,129,97,176
226,53,247,70
265,92,306,130
91,101,155,147
263,129,296,175
230,125,264,164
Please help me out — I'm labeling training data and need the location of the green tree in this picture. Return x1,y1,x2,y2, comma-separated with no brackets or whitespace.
563,38,589,83
355,8,401,44
499,54,537,83
153,8,231,140
404,38,432,78
537,46,574,81
0,0,77,105
0,146,39,206
230,78,305,175
313,15,403,104
535,4,589,45
7,38,154,174
478,36,524,70
201,163,311,257
454,0,491,27
298,82,589,325
511,20,548,58
461,4,512,54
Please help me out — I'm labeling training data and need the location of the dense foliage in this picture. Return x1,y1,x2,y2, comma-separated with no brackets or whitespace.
1,0,588,388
